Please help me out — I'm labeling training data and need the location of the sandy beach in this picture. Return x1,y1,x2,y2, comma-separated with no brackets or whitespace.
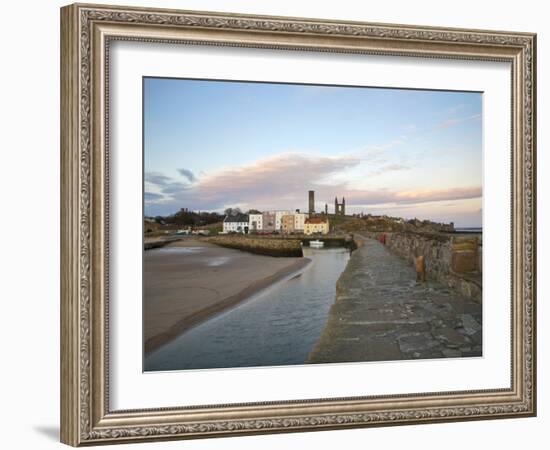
144,239,310,355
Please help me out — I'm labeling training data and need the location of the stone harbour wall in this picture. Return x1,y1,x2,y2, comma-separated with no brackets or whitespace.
201,235,303,257
365,231,482,303
307,238,482,364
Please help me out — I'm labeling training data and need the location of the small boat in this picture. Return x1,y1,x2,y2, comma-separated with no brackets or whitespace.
309,239,324,248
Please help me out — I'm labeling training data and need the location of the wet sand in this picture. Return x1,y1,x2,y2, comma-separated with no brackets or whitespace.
144,239,310,355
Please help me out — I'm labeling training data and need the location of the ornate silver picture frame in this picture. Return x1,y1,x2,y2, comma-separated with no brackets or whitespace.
60,3,536,446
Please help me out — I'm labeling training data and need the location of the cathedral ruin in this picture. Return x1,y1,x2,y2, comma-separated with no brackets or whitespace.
334,197,345,216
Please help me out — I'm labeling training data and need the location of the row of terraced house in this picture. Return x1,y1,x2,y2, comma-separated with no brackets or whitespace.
222,210,329,235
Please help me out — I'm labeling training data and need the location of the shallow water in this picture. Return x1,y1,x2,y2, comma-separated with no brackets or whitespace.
144,247,350,371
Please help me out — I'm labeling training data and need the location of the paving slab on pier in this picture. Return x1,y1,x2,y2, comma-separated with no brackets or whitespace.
307,238,482,364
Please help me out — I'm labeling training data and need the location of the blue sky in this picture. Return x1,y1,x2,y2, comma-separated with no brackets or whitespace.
144,77,482,227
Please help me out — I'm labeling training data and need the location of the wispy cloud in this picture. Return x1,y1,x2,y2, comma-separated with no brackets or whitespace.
144,192,164,202
393,186,481,203
144,153,481,217
340,186,481,206
368,163,410,177
145,170,192,195
436,114,481,130
360,138,405,155
191,152,360,207
145,172,172,186
159,182,189,194
444,104,466,116
177,168,196,183
346,197,482,227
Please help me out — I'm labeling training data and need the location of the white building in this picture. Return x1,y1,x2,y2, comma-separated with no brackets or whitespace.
223,213,250,234
274,210,294,231
249,213,263,232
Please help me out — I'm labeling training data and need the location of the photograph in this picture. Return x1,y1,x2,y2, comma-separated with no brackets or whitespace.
142,78,483,372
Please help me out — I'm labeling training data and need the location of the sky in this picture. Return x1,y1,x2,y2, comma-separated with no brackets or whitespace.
144,77,482,227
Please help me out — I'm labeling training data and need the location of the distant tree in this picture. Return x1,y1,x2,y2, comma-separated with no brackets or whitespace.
169,209,196,226
198,211,224,225
224,207,242,216
247,209,261,214
155,208,224,227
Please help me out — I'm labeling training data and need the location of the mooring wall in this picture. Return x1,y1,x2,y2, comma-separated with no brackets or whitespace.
363,231,482,303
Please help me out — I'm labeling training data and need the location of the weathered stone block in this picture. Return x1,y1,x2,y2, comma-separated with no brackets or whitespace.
398,332,439,353
451,251,478,273
432,327,469,347
442,348,462,358
451,237,479,273
460,313,482,335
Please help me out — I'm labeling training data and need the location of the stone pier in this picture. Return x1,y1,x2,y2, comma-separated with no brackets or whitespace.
307,238,482,364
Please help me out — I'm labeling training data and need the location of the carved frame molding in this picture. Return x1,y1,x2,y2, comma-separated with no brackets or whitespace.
60,3,536,446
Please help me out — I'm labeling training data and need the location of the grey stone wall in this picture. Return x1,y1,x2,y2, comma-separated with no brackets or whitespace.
363,231,482,303
308,238,482,364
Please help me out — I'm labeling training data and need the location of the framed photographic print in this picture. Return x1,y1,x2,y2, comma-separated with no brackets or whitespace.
60,3,537,446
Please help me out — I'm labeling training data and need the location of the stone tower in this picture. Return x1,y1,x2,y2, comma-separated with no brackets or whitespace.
334,197,345,216
308,190,315,214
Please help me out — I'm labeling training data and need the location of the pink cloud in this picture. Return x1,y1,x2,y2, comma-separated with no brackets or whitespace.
145,153,481,216
437,114,481,130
